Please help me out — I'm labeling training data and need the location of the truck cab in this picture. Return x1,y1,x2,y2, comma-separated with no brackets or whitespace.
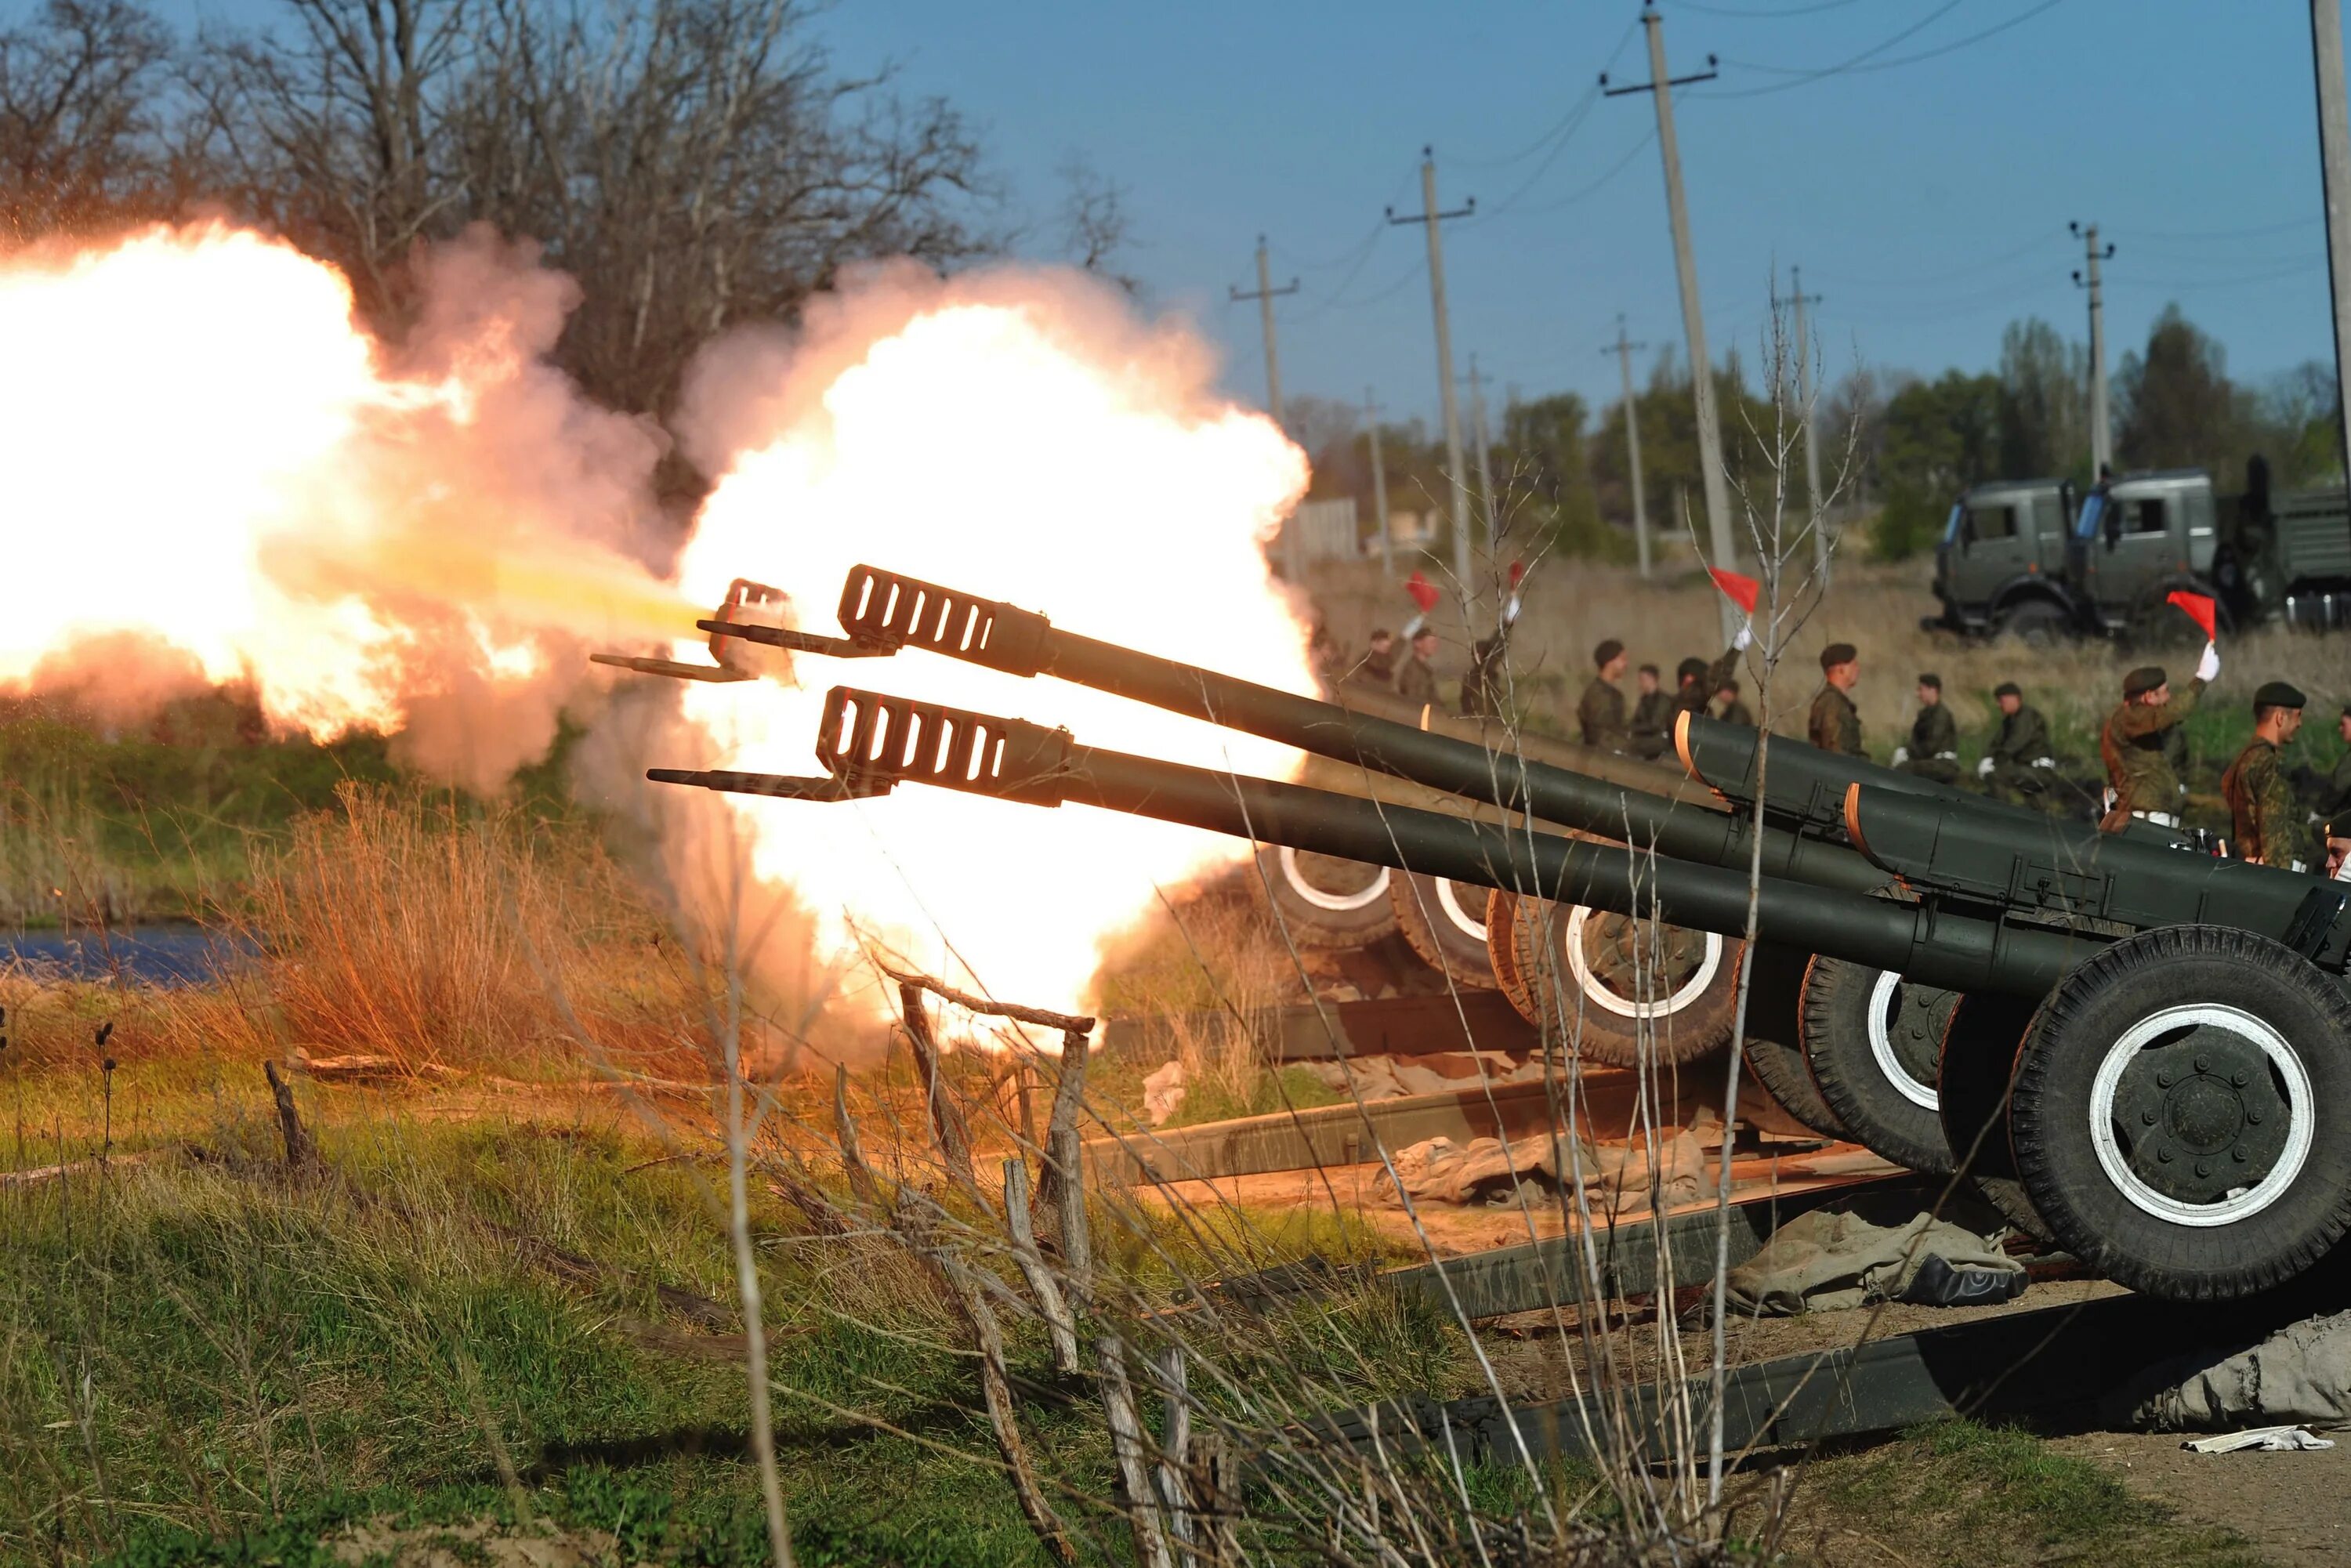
2067,469,2219,635
1929,478,2073,636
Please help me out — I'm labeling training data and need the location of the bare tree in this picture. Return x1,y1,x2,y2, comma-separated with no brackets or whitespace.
0,0,180,238
1054,153,1136,295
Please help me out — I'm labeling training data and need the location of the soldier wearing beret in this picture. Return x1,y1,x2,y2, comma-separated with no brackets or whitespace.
1578,638,1630,753
1890,672,1959,783
1807,643,1863,757
1671,640,1746,739
2223,682,2312,869
2099,641,2219,832
1628,663,1672,759
1976,681,2057,806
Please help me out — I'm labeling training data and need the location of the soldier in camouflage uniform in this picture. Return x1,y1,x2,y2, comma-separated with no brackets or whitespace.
2098,643,2219,832
1577,639,1630,752
1715,678,1754,727
1975,681,2057,806
1396,627,1442,708
1628,663,1671,759
2294,701,2351,828
1891,672,1959,783
1807,643,1863,757
2222,683,2311,869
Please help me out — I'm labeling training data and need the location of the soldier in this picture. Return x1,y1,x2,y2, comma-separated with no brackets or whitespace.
1715,678,1754,727
2222,683,2310,869
1396,626,1442,708
1628,663,1671,759
2293,701,2351,827
1349,628,1396,689
1578,639,1630,753
1975,681,2057,806
1890,672,1959,783
1670,629,1750,738
1807,643,1863,757
2098,641,2219,831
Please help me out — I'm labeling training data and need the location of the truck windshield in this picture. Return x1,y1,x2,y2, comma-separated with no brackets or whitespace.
1943,503,1963,543
2074,491,2106,540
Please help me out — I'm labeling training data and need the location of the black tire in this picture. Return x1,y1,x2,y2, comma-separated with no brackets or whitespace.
1994,599,2068,647
1487,891,1541,1024
1253,845,1396,949
1509,896,1741,1067
1936,990,2054,1242
1390,871,1498,990
1800,957,1960,1175
2011,925,2351,1301
1743,941,1849,1139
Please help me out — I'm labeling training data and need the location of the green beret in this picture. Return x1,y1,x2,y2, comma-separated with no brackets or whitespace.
2254,681,2307,712
1820,643,1857,670
1994,681,2022,699
1594,638,1625,668
2123,665,2168,698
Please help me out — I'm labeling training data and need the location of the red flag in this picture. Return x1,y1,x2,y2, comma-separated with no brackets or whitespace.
2166,589,2217,643
1405,570,1440,614
1507,559,1527,592
1708,568,1761,616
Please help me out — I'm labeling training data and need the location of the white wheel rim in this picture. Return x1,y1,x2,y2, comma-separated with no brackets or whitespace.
1560,907,1723,1019
1866,969,1940,1112
1433,878,1487,943
2088,1003,2314,1227
1277,846,1389,912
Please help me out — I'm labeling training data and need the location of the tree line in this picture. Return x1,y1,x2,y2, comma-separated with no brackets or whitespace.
1296,309,2344,567
0,0,1128,464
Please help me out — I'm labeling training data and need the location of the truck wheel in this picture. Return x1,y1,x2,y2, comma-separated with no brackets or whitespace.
1487,891,1541,1023
1937,990,2054,1242
1994,600,2067,647
2011,925,2351,1300
1511,898,1740,1066
1744,942,1849,1139
1254,846,1397,948
1800,958,1960,1175
1390,871,1499,990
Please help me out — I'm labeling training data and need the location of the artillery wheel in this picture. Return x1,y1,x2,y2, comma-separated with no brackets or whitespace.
1800,958,1961,1175
1936,990,2053,1242
1509,898,1739,1066
1253,846,1396,948
1487,891,1541,1024
1390,871,1499,990
2011,925,2351,1300
1742,943,1848,1140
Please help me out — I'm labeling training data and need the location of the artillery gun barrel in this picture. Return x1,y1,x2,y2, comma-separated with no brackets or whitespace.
704,564,1890,897
653,684,2100,999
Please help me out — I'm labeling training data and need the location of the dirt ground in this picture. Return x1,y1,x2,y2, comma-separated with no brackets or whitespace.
2051,1430,2351,1566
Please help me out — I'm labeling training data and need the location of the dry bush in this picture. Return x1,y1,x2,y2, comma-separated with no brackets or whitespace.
222,784,695,1077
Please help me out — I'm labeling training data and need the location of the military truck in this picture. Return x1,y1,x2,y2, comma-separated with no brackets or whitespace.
1926,462,2351,642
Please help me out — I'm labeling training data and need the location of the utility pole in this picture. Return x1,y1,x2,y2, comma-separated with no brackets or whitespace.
1603,317,1654,578
1784,266,1830,582
1606,5,1736,637
1233,236,1301,573
1465,355,1497,549
1364,387,1393,577
2071,222,2116,480
2312,1,2351,480
1388,150,1476,592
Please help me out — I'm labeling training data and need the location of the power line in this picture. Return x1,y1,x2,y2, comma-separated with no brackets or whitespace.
1476,92,1605,217
1293,255,1428,321
1453,17,1642,169
1487,129,1657,222
1705,0,2062,99
1672,0,1864,16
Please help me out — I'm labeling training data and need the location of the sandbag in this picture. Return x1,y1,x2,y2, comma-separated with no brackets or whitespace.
1722,1206,2023,1317
2132,1309,2351,1432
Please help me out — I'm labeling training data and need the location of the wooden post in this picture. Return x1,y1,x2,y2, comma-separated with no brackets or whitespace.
1148,1344,1194,1549
1197,1432,1241,1567
262,1061,313,1168
1002,1157,1080,1375
1038,1027,1092,1295
1098,1333,1176,1568
833,1063,881,1206
900,982,977,1193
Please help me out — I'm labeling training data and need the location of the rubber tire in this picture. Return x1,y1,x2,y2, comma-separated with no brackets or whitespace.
1390,871,1498,990
1253,845,1397,949
2012,925,2351,1301
1936,990,2055,1242
1800,957,1960,1175
1509,896,1741,1067
1742,941,1849,1139
1994,599,2068,648
1487,891,1541,1024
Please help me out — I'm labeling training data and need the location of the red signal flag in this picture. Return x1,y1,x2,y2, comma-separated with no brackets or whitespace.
2166,589,2217,643
1507,559,1526,591
1405,570,1440,614
1708,568,1761,616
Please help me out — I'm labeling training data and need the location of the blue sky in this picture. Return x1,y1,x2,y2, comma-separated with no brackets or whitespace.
181,1,2338,428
